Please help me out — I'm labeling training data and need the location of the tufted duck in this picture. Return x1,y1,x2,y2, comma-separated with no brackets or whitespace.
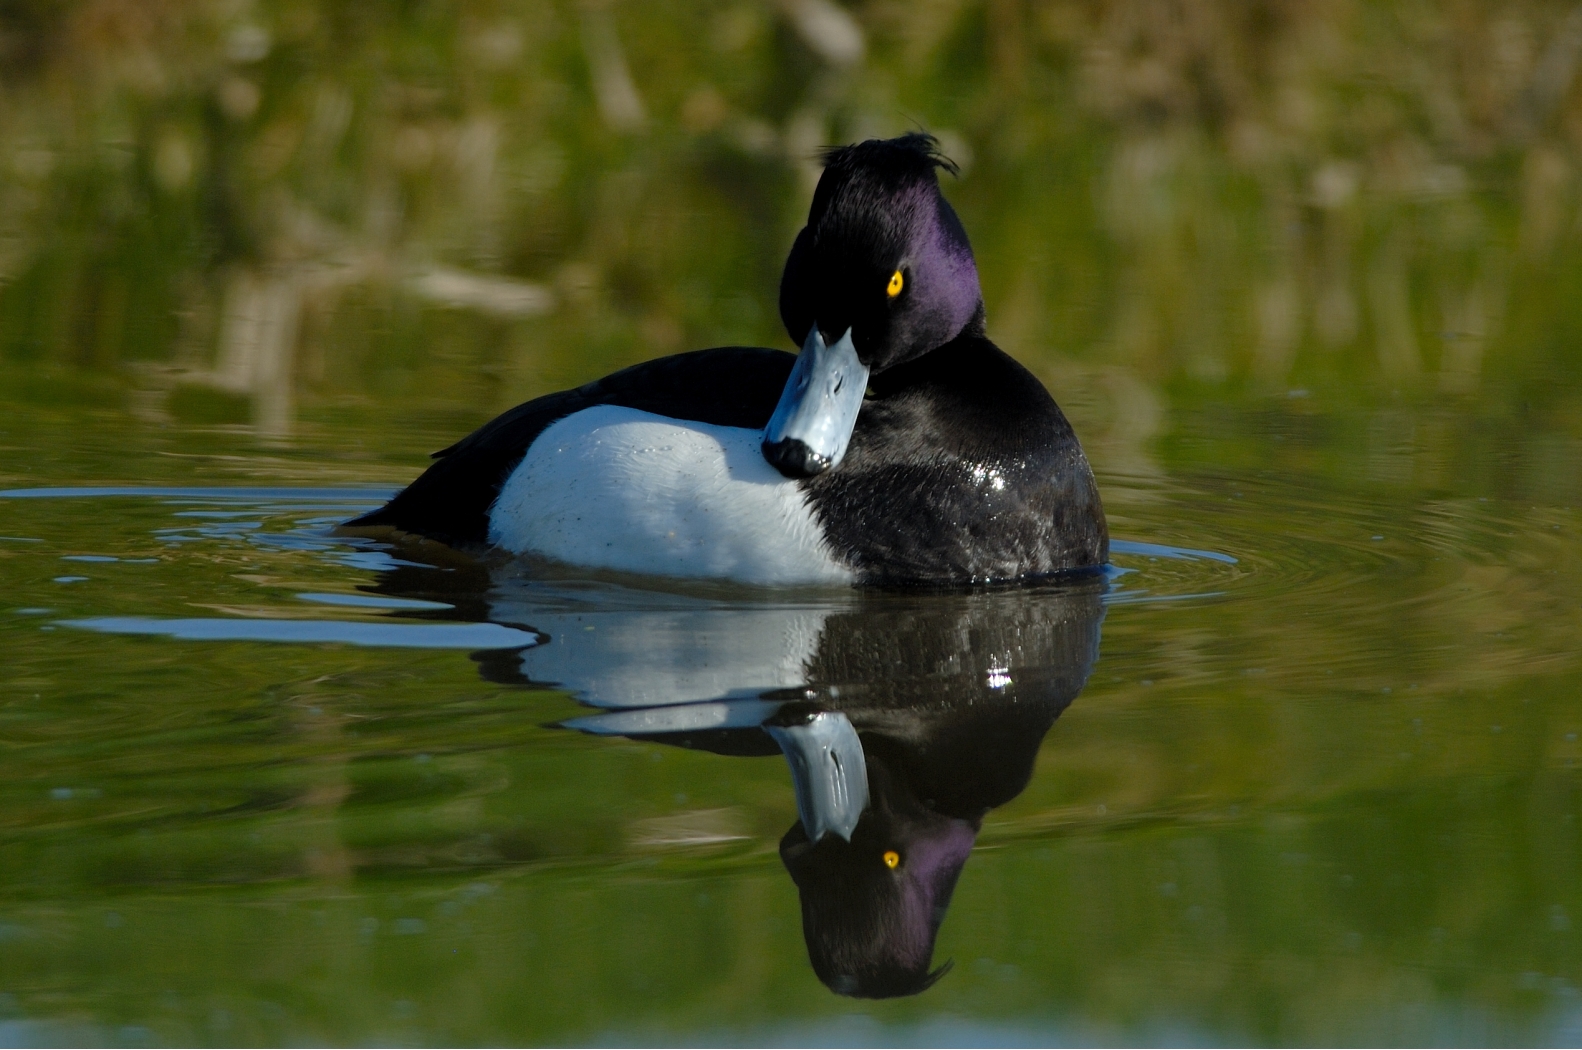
346,134,1107,585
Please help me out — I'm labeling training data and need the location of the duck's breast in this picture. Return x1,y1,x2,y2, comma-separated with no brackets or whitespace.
489,405,854,585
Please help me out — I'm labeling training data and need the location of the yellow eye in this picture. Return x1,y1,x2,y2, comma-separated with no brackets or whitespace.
886,270,904,298
883,850,900,869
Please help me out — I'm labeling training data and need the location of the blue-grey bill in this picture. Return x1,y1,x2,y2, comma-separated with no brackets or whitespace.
761,326,869,478
766,710,870,842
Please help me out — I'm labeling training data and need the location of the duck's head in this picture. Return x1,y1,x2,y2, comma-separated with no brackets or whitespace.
763,133,982,478
781,133,982,373
779,750,975,999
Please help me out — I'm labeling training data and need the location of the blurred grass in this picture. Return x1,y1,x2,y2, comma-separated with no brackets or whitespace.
4,0,1582,437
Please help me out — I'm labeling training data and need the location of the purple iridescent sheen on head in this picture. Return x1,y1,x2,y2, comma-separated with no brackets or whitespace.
904,184,982,352
779,749,980,999
779,134,983,372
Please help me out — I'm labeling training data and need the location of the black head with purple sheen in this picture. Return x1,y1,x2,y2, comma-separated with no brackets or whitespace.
779,752,975,999
779,133,983,373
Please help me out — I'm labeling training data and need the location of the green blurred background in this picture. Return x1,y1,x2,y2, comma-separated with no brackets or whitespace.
6,0,1582,438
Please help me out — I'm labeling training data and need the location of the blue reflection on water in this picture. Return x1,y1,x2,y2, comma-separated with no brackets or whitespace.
60,616,538,650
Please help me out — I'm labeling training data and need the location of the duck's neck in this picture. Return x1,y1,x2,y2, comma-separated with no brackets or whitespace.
958,301,988,340
866,302,989,398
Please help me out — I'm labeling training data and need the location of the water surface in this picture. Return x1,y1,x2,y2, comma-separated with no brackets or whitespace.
2,390,1579,1045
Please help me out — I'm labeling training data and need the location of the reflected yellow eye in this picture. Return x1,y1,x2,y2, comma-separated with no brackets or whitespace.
886,270,904,298
883,850,900,869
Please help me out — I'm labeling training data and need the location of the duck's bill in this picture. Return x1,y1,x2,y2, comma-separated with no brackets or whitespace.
762,326,869,478
765,710,869,843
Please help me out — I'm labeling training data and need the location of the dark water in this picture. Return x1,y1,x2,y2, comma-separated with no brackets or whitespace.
6,0,1582,1044
2,391,1580,1045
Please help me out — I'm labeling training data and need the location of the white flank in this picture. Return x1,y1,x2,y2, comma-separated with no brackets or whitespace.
488,600,834,708
488,406,854,585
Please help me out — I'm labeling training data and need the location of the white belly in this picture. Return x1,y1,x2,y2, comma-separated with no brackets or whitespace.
488,405,854,585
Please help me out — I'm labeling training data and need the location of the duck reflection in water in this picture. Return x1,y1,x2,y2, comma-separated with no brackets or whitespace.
364,554,1103,999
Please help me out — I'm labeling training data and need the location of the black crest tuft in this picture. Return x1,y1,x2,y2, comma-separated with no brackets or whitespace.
819,132,960,183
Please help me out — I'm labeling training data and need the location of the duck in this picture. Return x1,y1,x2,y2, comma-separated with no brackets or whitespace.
359,536,1106,997
347,133,1107,586
540,579,1107,998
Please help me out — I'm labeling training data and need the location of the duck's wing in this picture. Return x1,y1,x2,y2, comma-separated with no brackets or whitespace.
344,346,796,545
